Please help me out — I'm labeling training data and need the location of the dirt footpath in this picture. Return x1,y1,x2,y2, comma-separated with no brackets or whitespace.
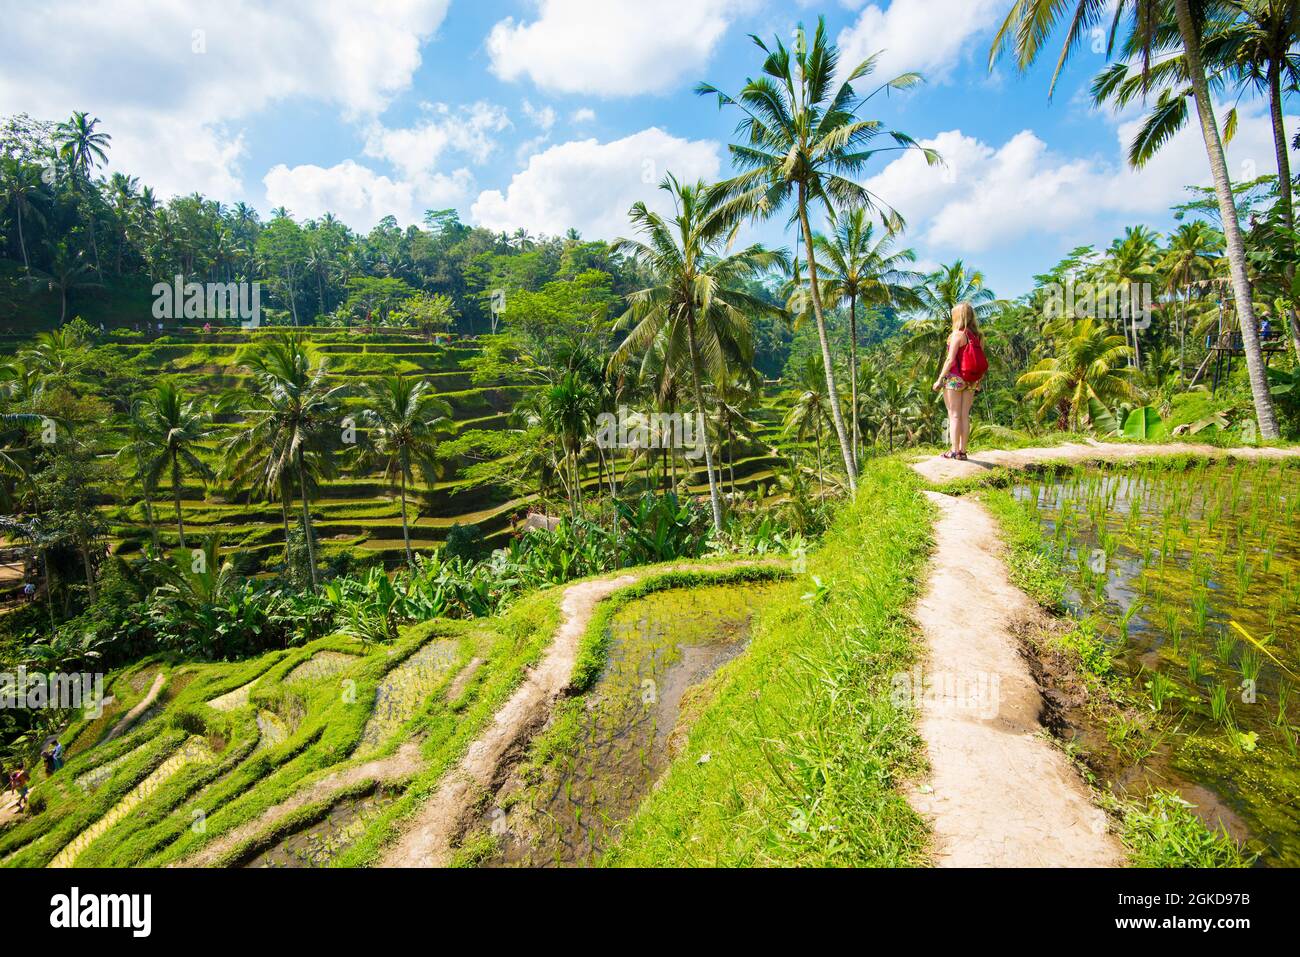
908,491,1122,866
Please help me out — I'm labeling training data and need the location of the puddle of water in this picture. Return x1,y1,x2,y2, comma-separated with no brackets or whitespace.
244,789,396,868
208,679,257,712
284,651,357,685
1017,460,1300,864
491,581,781,866
354,641,460,756
255,709,292,752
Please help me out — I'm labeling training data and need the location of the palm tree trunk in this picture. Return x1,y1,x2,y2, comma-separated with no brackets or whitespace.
279,496,292,567
815,420,824,494
1173,0,1279,439
685,314,724,532
798,189,858,492
726,417,736,497
16,205,28,271
399,468,414,567
849,290,860,468
80,539,97,603
139,473,159,551
1267,60,1300,364
172,458,186,550
296,450,318,588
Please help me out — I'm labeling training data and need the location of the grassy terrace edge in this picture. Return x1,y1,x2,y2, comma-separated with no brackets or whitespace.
604,458,934,867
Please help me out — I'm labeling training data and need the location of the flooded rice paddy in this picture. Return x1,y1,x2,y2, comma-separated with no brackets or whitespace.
489,580,782,866
245,789,397,868
1017,459,1300,864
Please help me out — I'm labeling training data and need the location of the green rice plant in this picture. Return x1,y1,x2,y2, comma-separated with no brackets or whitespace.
1187,649,1204,684
1190,587,1211,635
1215,631,1238,667
1233,551,1253,600
1145,671,1176,712
1117,598,1144,644
1237,648,1262,688
1275,681,1291,729
1280,722,1298,759
1209,682,1235,731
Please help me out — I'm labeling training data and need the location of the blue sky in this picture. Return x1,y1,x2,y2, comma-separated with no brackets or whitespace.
2,0,1294,297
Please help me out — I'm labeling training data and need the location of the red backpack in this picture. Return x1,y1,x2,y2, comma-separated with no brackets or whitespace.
957,330,988,383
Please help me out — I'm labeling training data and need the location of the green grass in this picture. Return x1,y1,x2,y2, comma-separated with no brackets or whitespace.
603,457,934,866
1120,792,1255,867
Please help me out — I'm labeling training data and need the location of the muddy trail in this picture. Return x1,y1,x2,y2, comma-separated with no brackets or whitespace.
912,439,1300,486
378,574,638,867
909,491,1122,866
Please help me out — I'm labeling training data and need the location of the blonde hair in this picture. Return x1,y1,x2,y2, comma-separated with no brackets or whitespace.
951,302,978,335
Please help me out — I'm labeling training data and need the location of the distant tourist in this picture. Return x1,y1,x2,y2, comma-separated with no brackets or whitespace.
52,740,64,771
1261,317,1273,341
10,765,29,812
932,302,988,462
40,748,54,777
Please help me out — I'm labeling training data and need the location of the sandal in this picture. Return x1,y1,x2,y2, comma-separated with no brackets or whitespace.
941,451,957,459
956,452,968,461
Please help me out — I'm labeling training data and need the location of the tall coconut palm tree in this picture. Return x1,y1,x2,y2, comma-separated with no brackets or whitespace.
359,376,451,566
783,357,834,493
54,111,110,278
905,261,997,358
1018,317,1140,430
612,175,786,532
1,157,46,272
1160,220,1225,373
700,17,939,493
537,370,599,516
813,209,923,465
993,0,1281,438
116,403,163,552
135,382,215,551
237,334,344,588
1100,225,1162,370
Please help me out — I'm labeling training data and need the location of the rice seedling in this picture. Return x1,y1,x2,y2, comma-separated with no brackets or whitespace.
1145,671,1176,712
1187,649,1204,684
1209,682,1235,731
1238,648,1262,688
1215,631,1238,667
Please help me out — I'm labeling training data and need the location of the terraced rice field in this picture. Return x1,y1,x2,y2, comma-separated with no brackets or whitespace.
356,639,460,755
90,331,799,570
50,735,215,867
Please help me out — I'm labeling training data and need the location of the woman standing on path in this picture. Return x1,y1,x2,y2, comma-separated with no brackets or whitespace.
932,302,987,461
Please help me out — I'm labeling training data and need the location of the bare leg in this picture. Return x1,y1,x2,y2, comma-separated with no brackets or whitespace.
943,387,960,454
958,388,976,454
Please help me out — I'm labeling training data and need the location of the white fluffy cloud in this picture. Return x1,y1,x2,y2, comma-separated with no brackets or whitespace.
864,101,1297,256
263,160,472,227
837,0,1005,83
0,0,451,198
364,103,511,179
486,0,744,96
472,128,721,238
